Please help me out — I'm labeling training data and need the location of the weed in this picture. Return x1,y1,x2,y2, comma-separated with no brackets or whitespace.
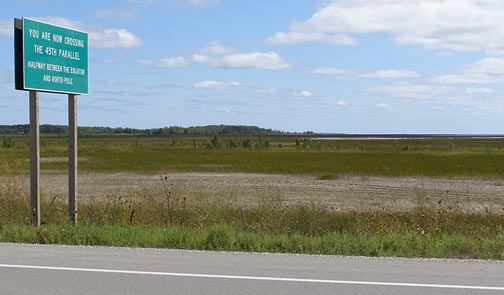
1,137,15,148
1,178,503,259
318,173,339,180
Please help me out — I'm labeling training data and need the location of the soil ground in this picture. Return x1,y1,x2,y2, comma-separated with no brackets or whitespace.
2,172,504,213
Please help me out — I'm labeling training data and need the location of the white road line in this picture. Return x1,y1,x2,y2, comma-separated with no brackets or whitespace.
1,263,503,291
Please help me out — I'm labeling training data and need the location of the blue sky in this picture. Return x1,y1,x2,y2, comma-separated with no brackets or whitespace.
1,0,504,133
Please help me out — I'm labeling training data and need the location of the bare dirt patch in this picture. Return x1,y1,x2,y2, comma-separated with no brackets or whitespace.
2,173,504,213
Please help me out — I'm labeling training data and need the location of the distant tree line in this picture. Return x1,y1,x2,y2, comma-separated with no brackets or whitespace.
0,124,69,135
0,124,285,136
150,125,281,136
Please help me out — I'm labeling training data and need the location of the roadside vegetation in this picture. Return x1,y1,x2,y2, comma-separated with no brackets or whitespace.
1,136,504,259
1,178,503,259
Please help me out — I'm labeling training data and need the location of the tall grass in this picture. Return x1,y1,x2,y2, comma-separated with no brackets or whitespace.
1,177,503,259
2,224,503,259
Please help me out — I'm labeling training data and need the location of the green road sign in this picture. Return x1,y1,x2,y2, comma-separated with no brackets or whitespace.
19,18,88,94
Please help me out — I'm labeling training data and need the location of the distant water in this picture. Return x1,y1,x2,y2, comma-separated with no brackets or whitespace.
311,134,504,140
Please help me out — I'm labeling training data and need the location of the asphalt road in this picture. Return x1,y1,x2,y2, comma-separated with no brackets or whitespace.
0,243,503,295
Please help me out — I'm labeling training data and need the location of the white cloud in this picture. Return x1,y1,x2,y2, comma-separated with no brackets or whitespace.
192,54,210,63
435,57,504,84
128,0,159,4
336,100,349,106
128,0,219,7
266,31,357,46
375,103,394,111
198,42,238,55
97,58,121,64
33,17,142,48
98,80,121,86
293,90,313,98
192,43,291,70
0,20,13,37
137,57,190,68
217,108,236,116
92,9,140,21
268,0,504,54
186,0,220,7
193,80,242,90
92,28,143,48
359,70,421,79
308,67,419,79
464,88,494,94
192,81,314,100
366,82,504,114
0,75,14,85
246,86,277,94
308,67,355,75
209,51,291,70
366,83,454,100
436,51,454,57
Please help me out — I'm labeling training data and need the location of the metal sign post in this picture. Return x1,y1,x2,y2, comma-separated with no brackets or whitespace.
29,90,40,227
68,94,78,224
15,18,88,226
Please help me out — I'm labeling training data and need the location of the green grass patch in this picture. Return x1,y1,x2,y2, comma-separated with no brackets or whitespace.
3,136,504,177
1,186,503,259
1,224,503,259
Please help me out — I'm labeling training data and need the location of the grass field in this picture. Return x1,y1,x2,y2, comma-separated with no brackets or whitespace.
1,135,504,259
3,136,504,177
